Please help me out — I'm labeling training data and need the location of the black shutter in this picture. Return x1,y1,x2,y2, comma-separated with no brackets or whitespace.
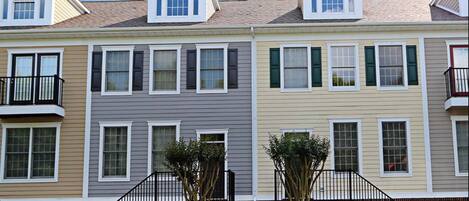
228,49,238,89
91,52,102,92
186,50,197,89
365,46,376,86
132,51,144,91
270,48,280,88
406,45,418,85
311,47,322,87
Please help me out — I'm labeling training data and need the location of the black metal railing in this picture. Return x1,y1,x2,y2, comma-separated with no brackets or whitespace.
118,170,235,201
274,169,394,201
0,75,64,106
444,67,468,99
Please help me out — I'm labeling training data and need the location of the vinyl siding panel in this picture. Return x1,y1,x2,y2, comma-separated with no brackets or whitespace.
0,46,88,198
424,38,468,192
256,40,427,196
88,42,252,197
53,0,82,24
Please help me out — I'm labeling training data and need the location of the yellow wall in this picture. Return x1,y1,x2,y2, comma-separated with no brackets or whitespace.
54,0,82,24
0,46,88,198
256,39,427,196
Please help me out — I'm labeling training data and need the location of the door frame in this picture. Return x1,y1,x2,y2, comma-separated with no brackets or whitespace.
196,129,229,199
35,53,61,104
10,54,35,105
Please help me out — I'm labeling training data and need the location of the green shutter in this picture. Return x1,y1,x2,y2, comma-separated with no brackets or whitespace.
365,46,376,86
311,47,322,87
406,45,418,85
270,48,280,88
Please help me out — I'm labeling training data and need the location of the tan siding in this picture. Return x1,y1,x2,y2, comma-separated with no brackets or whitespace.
53,0,82,24
0,46,88,198
256,40,427,196
424,38,468,192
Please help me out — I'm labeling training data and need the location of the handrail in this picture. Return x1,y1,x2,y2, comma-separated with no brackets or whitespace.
444,67,468,99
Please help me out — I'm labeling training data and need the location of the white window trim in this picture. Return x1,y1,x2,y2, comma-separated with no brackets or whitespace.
281,128,314,137
101,46,134,96
0,122,61,184
302,0,363,20
329,119,362,174
0,0,54,27
451,115,468,177
280,44,312,92
196,129,229,199
374,42,408,91
147,0,207,23
196,43,229,94
378,118,413,177
149,45,181,95
445,40,468,68
327,43,360,91
146,120,181,176
98,121,132,182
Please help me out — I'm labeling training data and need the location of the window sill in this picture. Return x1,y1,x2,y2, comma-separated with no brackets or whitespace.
149,90,180,95
196,89,228,94
0,178,57,184
377,86,408,91
380,172,412,177
98,177,131,182
280,88,311,93
328,86,360,92
101,91,133,96
455,172,468,177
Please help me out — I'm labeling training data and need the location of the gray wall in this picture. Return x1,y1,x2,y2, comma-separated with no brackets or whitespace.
424,38,468,192
88,42,252,197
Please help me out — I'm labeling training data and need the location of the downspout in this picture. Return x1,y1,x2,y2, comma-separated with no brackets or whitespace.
250,26,258,201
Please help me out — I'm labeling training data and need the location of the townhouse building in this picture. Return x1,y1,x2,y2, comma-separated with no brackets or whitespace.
0,0,467,201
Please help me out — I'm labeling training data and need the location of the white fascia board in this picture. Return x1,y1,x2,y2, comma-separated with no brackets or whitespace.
0,105,64,117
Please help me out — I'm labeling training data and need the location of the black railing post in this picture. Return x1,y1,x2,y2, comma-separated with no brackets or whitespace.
229,170,235,201
274,170,278,201
154,172,158,201
348,170,352,200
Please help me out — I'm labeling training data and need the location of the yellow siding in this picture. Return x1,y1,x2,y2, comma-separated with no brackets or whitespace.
53,0,82,24
256,39,427,196
0,46,88,198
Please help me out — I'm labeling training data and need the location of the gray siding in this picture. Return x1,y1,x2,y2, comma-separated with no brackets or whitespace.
89,42,252,197
424,38,468,192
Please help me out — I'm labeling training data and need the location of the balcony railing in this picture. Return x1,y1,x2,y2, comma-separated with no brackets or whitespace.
0,76,64,107
274,169,394,201
444,67,468,99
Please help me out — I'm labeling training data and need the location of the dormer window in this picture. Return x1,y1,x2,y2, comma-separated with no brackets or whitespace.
148,0,219,23
13,0,35,19
302,0,362,20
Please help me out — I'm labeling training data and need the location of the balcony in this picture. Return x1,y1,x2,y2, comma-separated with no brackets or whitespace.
444,67,468,110
0,76,64,117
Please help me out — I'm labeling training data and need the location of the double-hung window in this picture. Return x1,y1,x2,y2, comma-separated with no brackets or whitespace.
379,119,412,176
13,0,35,20
376,43,408,89
328,44,359,90
149,45,181,94
102,46,134,95
309,0,362,18
330,120,361,172
196,44,228,93
147,121,180,175
1,123,60,183
99,122,131,182
451,116,468,176
281,45,311,91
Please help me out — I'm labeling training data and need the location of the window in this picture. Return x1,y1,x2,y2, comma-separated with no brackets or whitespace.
0,123,59,183
102,46,134,95
306,0,362,19
330,120,361,172
281,45,311,91
376,44,407,89
149,45,181,94
13,1,34,20
322,0,343,13
379,119,412,176
147,121,180,175
99,122,131,181
167,0,188,16
328,44,359,90
451,116,468,176
196,44,228,93
282,130,312,139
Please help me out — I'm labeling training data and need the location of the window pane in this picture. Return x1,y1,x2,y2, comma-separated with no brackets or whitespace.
200,134,224,142
284,132,309,139
32,128,56,178
152,126,176,172
2,0,8,19
322,0,344,12
154,50,177,91
382,122,408,173
331,46,356,87
5,128,30,179
453,47,468,68
13,55,34,102
456,121,468,173
106,51,130,92
333,123,358,171
349,0,354,12
200,49,224,90
284,47,308,89
167,0,188,16
103,127,128,177
14,2,35,19
379,46,404,87
312,0,317,12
